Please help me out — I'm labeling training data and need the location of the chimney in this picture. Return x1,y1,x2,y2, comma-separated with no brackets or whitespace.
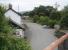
9,4,12,9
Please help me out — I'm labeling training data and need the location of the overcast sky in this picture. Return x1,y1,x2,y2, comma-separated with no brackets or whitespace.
0,0,68,12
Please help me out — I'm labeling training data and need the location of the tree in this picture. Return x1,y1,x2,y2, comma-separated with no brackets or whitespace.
33,6,56,17
62,5,68,15
60,5,68,29
49,9,61,20
23,5,56,17
61,16,68,28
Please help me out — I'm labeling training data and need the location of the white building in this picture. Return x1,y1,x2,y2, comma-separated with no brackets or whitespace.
5,4,24,38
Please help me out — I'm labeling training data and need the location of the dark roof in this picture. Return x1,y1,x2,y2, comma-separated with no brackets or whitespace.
5,8,22,16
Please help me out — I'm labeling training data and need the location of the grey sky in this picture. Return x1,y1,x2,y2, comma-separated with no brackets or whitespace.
0,0,68,12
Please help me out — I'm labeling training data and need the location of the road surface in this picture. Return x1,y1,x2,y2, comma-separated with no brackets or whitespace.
24,22,57,50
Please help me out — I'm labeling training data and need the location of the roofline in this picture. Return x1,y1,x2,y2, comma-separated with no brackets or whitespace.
5,8,22,16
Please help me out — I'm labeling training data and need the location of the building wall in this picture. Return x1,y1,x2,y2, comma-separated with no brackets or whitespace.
5,10,22,25
5,10,24,37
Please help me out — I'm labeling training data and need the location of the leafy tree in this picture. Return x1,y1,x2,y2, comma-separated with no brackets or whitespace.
28,11,35,17
61,16,68,28
33,6,46,16
23,5,56,17
62,5,68,15
49,10,61,20
60,5,68,29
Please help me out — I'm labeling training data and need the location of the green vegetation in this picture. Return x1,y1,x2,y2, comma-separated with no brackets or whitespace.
60,5,68,29
38,16,49,25
0,5,31,50
48,20,57,28
23,5,68,28
23,5,68,50
0,35,31,50
32,15,39,23
61,16,68,29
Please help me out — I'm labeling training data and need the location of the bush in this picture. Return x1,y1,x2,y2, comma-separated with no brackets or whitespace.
48,20,57,28
0,34,31,50
38,16,49,25
60,16,68,29
33,15,39,23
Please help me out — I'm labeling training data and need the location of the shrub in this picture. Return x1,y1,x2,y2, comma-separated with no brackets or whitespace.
0,34,31,50
48,20,57,28
33,15,39,23
60,16,68,29
38,16,49,25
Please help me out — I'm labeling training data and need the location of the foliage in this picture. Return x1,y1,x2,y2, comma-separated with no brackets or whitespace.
0,34,31,50
23,5,62,28
22,4,68,29
60,16,68,29
60,5,68,29
62,5,68,15
0,5,13,34
49,11,61,20
23,5,56,17
38,16,49,25
48,20,57,28
0,5,31,50
32,15,57,28
32,15,40,23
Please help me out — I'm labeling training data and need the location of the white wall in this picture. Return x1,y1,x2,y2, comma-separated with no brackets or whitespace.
5,10,22,25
